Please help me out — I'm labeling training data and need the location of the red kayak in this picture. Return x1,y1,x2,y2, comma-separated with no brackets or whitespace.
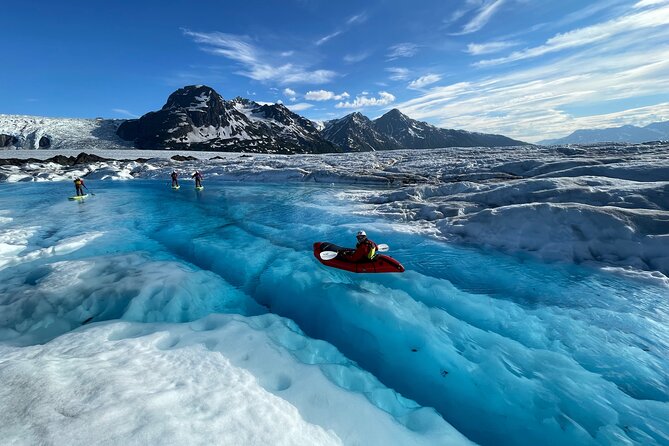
313,242,405,273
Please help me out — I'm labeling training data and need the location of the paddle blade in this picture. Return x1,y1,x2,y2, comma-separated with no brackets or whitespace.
377,244,389,252
319,251,339,260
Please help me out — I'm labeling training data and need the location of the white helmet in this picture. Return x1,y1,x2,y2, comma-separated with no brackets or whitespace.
356,230,367,238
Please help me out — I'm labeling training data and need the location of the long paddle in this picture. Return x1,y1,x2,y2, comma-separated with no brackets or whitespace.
83,184,95,196
319,244,389,260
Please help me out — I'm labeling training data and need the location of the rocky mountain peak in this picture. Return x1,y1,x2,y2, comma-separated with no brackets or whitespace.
382,108,408,119
162,85,224,111
117,85,339,154
230,96,256,107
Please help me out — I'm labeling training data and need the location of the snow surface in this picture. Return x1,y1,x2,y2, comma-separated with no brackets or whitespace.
0,181,667,446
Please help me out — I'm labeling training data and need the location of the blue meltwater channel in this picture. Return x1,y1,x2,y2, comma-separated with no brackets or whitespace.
0,181,667,446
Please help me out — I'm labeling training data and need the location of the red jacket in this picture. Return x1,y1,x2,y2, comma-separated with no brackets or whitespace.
348,239,378,262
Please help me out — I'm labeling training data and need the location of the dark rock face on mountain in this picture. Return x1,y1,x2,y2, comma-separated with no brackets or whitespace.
0,134,18,147
539,121,669,145
321,112,401,152
371,109,526,148
117,85,340,154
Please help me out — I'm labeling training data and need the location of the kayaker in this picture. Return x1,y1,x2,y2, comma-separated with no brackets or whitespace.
192,170,203,187
171,170,179,187
73,177,85,196
343,230,378,262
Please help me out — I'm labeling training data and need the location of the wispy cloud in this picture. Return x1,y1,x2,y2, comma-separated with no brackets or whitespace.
315,11,368,45
444,1,477,27
386,67,411,81
476,4,669,66
554,0,628,28
343,52,371,63
453,0,506,35
466,40,519,55
286,102,314,111
315,30,343,46
394,11,669,143
635,0,669,8
387,43,419,59
408,74,442,90
335,91,396,109
112,108,139,118
183,29,336,84
347,12,368,25
305,90,350,100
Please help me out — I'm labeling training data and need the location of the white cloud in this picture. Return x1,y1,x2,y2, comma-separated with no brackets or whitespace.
305,90,350,101
387,43,419,59
476,4,669,66
386,67,411,81
335,91,396,109
466,40,519,55
286,102,314,111
283,88,297,98
408,74,442,90
183,29,337,84
453,0,506,35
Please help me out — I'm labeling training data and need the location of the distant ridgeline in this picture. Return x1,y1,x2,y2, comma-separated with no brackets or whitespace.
539,121,669,145
1,85,527,153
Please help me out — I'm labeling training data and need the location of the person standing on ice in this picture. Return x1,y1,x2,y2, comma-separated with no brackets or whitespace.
170,170,179,187
73,177,85,196
192,170,203,187
343,230,378,262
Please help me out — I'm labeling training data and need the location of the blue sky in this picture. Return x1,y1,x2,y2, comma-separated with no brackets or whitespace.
2,0,669,142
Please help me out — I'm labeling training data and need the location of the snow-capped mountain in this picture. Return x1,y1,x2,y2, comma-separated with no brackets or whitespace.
372,109,527,148
322,109,526,152
1,85,527,154
117,86,339,154
539,121,669,145
321,112,401,152
0,115,131,150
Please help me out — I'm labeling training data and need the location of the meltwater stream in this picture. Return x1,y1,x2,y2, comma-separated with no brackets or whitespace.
1,181,667,446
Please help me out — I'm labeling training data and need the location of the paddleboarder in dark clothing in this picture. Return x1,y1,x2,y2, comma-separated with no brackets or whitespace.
192,170,203,188
171,170,179,187
74,177,85,196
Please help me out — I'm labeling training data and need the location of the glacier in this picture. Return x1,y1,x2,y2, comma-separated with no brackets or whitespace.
1,144,668,445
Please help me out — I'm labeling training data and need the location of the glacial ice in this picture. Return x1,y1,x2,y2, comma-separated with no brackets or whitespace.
0,177,667,445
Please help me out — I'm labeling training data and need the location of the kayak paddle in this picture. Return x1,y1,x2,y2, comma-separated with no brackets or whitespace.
319,244,389,260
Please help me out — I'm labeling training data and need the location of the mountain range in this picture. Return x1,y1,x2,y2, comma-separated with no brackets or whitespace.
539,121,669,145
1,85,526,153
